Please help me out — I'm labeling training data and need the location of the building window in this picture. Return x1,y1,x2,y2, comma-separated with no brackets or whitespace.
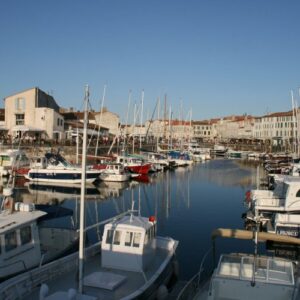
15,98,25,110
15,114,24,125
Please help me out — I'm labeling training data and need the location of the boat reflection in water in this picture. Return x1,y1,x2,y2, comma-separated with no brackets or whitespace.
96,180,131,199
25,182,101,203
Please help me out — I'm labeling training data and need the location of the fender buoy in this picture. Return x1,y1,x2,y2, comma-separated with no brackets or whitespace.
157,284,168,300
3,197,13,212
245,190,251,202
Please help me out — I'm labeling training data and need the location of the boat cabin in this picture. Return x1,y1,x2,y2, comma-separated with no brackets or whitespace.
101,214,157,272
30,156,48,169
253,178,300,213
105,163,125,174
116,155,144,166
0,204,46,279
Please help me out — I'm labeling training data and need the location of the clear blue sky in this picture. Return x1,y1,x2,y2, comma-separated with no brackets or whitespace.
1,0,300,122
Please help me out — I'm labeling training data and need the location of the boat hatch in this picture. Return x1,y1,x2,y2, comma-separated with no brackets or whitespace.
217,254,294,285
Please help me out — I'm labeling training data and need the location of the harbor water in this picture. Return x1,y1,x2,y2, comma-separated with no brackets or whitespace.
11,159,263,281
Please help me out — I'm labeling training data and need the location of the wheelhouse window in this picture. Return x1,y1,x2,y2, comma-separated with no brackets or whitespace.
20,226,32,245
125,232,133,246
105,230,113,244
133,232,141,248
5,231,17,252
125,231,141,247
113,230,121,245
105,229,122,245
15,114,25,125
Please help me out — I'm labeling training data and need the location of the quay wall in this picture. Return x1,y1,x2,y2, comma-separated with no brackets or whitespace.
2,141,269,163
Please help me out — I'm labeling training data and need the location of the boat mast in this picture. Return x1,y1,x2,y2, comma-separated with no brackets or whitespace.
78,85,89,294
291,90,297,156
156,97,160,152
189,108,192,146
168,106,172,150
95,84,106,156
139,89,144,150
122,90,131,154
132,102,137,154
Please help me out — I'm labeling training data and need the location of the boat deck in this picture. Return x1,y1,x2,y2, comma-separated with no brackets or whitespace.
25,246,172,300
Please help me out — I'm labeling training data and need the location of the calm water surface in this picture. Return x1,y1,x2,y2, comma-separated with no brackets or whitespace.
14,159,263,280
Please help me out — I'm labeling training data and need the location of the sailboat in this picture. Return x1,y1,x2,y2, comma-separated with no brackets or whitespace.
0,86,179,300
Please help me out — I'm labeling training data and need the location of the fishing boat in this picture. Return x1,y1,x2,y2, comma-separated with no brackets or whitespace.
177,228,300,300
115,154,152,175
139,150,170,171
0,86,179,300
99,163,131,182
0,187,78,281
24,152,101,184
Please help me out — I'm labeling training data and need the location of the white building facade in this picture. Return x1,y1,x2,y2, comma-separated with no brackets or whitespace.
4,87,64,140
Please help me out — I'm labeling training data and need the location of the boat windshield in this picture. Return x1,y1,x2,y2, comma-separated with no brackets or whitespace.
217,254,294,285
0,155,11,166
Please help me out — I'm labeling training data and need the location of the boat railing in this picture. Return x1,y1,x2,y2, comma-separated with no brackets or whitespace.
176,247,214,300
256,197,285,208
216,254,294,286
82,210,136,232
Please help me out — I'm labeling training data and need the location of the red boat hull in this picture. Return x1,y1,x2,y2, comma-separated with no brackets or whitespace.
126,163,151,175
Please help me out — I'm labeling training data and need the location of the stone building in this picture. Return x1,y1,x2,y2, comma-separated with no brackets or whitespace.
192,120,213,141
94,109,120,136
253,111,297,151
4,87,64,141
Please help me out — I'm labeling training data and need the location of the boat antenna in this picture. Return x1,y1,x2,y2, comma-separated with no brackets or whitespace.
78,84,89,294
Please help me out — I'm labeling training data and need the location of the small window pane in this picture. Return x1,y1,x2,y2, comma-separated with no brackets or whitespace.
20,226,32,245
113,230,121,245
296,190,300,197
106,230,113,244
144,230,149,244
133,232,141,248
125,232,133,247
5,231,17,251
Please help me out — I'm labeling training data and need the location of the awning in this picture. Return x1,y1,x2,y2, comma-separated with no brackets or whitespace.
11,125,45,132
